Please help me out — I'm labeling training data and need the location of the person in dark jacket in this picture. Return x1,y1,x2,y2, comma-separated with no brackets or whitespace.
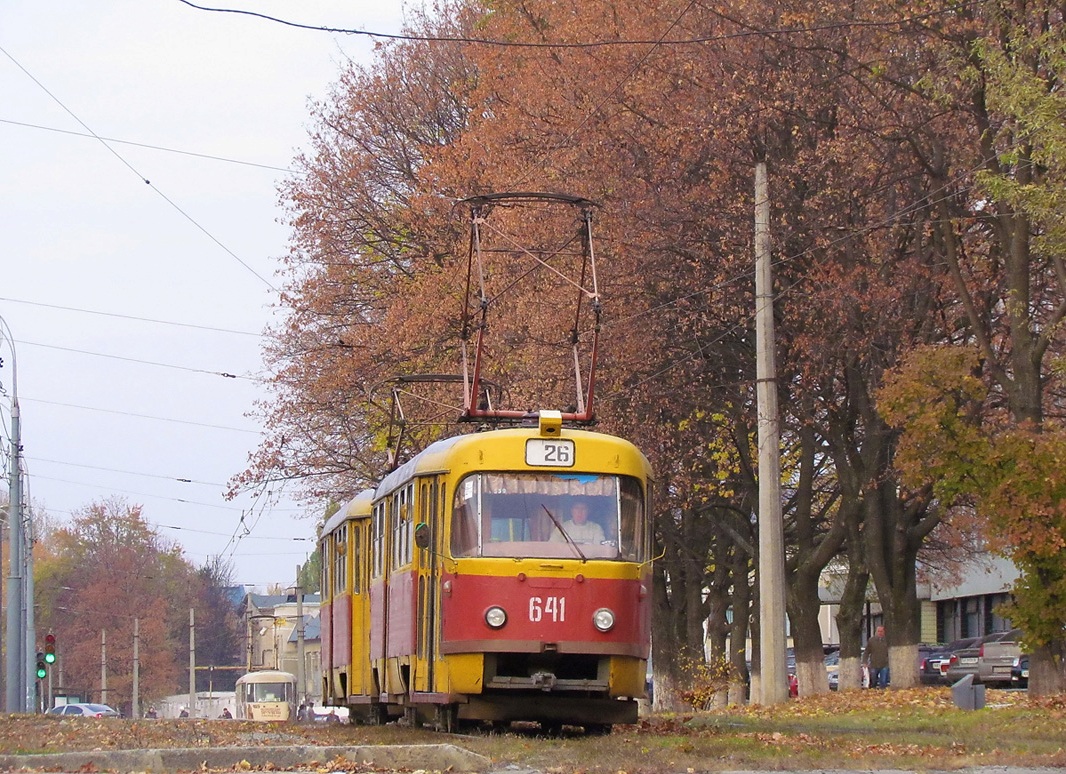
864,625,890,688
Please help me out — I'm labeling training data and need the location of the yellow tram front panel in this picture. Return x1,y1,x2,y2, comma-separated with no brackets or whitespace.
435,425,651,703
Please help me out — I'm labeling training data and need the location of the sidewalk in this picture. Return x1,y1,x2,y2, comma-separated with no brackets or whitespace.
0,741,490,773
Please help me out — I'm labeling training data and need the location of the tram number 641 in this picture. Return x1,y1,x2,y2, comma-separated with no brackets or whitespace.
529,596,566,623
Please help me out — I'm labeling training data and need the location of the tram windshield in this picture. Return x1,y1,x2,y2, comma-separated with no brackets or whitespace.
451,472,646,561
241,679,295,703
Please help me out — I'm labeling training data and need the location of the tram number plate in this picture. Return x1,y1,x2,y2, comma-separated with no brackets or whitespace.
529,596,566,622
525,439,575,467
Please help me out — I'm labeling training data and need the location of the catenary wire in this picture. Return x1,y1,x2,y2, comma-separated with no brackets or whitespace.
176,0,972,49
0,43,278,292
18,338,254,380
0,118,297,174
25,455,225,487
21,397,261,434
0,296,262,337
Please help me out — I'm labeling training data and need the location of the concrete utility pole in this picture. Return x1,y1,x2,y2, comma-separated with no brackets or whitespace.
25,502,35,712
754,159,788,705
132,618,140,719
188,608,196,717
295,568,305,704
100,629,107,705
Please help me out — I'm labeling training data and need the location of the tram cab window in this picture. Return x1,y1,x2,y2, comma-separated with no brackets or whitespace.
451,472,646,561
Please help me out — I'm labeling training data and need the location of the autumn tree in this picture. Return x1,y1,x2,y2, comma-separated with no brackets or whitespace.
246,0,1066,705
871,0,1066,694
190,555,243,692
250,0,935,702
34,498,236,711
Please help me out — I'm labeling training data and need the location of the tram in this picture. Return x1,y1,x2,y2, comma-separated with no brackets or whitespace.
318,411,652,731
234,670,298,721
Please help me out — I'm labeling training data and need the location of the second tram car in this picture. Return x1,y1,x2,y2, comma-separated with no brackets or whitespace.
319,412,652,731
235,670,298,721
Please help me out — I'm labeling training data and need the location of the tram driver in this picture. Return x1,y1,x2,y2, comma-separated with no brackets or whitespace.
550,501,606,544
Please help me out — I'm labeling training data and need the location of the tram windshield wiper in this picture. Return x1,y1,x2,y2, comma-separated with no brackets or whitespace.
541,504,587,562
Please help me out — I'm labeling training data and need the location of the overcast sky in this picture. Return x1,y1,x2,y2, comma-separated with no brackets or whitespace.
1,1,409,588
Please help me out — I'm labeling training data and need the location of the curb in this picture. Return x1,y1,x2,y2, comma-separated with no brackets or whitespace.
0,742,491,773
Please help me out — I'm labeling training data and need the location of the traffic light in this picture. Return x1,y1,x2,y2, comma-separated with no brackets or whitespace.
35,652,47,680
44,633,56,665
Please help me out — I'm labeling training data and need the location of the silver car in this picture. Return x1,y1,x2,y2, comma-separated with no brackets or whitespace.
945,630,1021,685
47,702,120,717
976,628,1024,686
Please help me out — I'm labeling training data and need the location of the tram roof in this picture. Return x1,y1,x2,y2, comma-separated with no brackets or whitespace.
320,488,375,535
319,427,650,540
236,669,297,684
375,426,648,498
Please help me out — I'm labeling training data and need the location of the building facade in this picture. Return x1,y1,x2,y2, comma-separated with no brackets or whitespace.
243,592,322,704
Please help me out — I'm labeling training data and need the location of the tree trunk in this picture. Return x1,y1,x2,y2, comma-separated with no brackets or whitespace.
728,551,753,704
834,509,869,692
1028,643,1066,697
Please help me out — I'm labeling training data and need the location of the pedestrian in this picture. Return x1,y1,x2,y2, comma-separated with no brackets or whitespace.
864,625,890,688
220,707,232,719
179,706,189,718
144,706,157,719
297,703,309,721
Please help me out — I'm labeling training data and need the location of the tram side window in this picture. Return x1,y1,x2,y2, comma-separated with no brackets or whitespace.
618,477,646,562
320,542,330,601
372,501,387,579
451,475,479,557
392,484,414,569
333,525,347,595
351,527,362,594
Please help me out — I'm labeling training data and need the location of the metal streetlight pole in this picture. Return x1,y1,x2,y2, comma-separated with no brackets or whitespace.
1,315,26,712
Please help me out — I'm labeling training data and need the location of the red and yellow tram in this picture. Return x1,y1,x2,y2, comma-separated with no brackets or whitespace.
318,411,652,731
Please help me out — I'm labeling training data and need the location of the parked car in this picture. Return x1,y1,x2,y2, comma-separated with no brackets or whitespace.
945,630,1019,684
944,638,986,684
977,628,1023,686
1010,654,1029,689
824,649,840,690
786,648,798,697
47,703,120,717
920,637,979,685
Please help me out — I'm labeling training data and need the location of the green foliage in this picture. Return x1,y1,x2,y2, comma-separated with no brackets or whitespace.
975,23,1066,261
298,548,321,594
880,346,1066,650
878,345,990,503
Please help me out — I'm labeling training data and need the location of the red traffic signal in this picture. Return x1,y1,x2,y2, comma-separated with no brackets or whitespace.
44,633,56,664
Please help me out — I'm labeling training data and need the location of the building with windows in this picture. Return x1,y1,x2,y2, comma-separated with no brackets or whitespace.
817,554,1019,647
242,592,322,703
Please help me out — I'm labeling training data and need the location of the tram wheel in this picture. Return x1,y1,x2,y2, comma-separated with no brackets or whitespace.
434,704,459,733
404,705,423,728
584,723,612,736
540,721,563,737
365,704,387,726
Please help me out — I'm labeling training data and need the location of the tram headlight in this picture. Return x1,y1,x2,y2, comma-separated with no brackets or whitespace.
593,608,616,632
485,605,507,629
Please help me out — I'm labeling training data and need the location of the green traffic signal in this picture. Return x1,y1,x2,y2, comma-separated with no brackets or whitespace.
44,633,56,664
35,652,47,680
